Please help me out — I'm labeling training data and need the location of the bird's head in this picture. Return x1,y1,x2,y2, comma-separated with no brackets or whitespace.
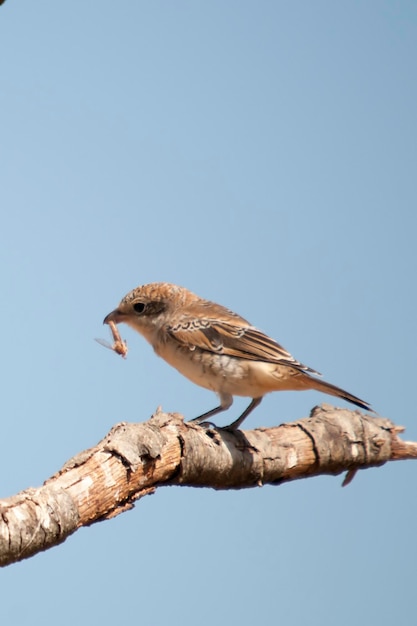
103,282,193,339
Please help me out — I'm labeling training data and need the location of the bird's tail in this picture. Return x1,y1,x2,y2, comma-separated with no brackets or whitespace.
308,377,372,412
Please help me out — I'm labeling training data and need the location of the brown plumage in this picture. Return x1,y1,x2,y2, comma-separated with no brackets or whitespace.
104,282,371,429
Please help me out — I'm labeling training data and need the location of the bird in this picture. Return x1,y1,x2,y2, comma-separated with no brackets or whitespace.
103,282,371,430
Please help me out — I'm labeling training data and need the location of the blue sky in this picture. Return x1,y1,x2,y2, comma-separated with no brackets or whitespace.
1,2,416,624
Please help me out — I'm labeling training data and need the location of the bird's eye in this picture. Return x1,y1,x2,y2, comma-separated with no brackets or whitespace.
133,302,146,314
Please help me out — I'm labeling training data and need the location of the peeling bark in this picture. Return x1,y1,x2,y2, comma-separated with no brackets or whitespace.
0,404,415,567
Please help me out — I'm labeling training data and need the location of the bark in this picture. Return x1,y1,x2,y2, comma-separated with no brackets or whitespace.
0,404,415,567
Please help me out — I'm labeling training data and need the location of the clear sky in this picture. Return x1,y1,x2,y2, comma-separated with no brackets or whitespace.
1,2,416,625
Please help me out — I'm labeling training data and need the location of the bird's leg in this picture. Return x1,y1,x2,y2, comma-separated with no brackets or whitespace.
223,397,263,431
190,393,233,425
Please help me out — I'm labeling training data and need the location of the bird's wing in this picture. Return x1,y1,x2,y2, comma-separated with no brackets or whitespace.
166,316,319,374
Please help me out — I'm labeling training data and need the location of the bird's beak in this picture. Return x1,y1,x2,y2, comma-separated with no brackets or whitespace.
103,309,124,325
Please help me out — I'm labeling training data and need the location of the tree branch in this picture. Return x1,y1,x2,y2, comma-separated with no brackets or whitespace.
0,404,415,567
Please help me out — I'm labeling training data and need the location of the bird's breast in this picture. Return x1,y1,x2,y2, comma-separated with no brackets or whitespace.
153,337,294,398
